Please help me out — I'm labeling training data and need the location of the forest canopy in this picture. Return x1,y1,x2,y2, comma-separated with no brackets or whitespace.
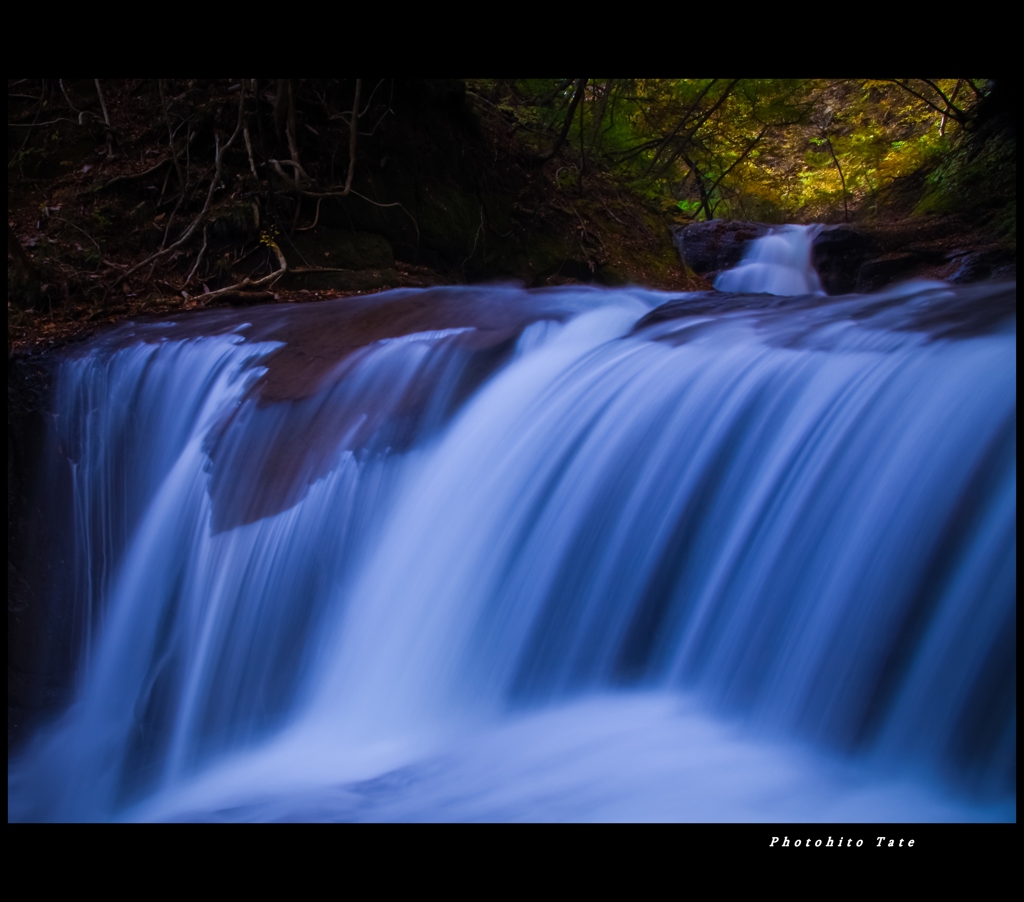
479,78,991,222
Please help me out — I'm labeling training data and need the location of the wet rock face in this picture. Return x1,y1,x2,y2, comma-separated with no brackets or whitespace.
671,221,771,279
945,247,1017,284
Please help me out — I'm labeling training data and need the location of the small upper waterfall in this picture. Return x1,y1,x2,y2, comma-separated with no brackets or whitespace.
8,245,1015,822
714,224,824,296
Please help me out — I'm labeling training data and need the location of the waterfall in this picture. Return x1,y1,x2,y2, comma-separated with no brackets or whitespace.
8,243,1015,822
714,224,824,296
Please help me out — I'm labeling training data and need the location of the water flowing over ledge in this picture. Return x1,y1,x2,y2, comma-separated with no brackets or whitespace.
9,227,1016,822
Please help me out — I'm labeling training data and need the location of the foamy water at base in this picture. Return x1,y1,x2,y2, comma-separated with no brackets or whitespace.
131,693,1013,823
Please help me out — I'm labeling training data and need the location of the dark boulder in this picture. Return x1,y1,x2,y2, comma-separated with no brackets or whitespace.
811,227,877,294
856,252,932,293
671,220,770,277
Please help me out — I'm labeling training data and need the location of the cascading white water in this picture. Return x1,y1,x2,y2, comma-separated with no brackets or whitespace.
714,224,824,295
8,238,1016,822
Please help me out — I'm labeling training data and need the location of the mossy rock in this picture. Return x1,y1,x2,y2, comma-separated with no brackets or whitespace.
912,126,1016,243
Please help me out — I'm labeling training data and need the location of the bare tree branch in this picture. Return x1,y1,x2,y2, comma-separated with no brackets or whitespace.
344,78,362,193
186,234,286,304
645,79,719,173
820,129,849,222
159,80,187,191
890,80,968,124
707,124,770,198
536,78,586,162
183,224,209,288
244,120,259,178
116,82,248,285
920,79,965,119
532,78,575,107
97,157,171,191
94,79,115,154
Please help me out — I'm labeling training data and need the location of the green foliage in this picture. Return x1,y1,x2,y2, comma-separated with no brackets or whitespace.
480,79,990,223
